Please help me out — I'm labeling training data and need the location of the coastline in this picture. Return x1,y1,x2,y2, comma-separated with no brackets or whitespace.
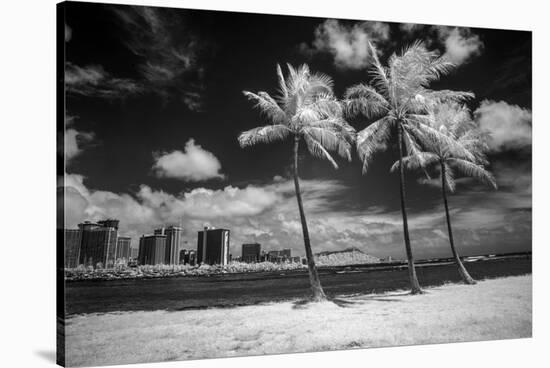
64,252,532,282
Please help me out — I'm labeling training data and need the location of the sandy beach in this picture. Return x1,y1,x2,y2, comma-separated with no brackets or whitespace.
65,274,532,367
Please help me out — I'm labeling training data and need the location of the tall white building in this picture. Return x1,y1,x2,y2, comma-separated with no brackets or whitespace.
154,226,183,265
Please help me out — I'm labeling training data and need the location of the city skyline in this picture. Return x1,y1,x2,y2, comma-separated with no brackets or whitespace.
61,3,531,259
64,218,359,266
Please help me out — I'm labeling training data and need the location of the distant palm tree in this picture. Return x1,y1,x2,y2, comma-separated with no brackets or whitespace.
391,102,497,284
238,63,355,301
344,41,473,294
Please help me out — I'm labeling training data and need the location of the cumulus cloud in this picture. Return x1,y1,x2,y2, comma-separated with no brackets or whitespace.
152,139,225,181
301,19,390,69
61,173,281,245
61,169,530,259
474,100,532,151
136,185,279,219
62,116,95,162
435,27,484,65
65,129,94,160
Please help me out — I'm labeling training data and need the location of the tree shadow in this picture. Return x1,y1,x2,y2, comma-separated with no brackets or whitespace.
329,297,360,308
291,296,363,309
328,291,418,307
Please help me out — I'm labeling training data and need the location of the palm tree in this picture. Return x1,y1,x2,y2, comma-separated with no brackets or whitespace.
391,102,497,284
238,63,355,301
344,41,473,294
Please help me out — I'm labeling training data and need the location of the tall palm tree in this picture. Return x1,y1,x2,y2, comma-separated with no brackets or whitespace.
344,41,473,294
391,102,497,284
238,63,355,301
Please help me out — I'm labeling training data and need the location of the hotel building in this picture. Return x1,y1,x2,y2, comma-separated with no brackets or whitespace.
196,227,230,265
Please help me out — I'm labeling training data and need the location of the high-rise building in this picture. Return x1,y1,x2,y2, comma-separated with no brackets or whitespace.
151,226,182,265
164,226,182,265
196,227,230,265
179,249,187,264
65,229,82,268
188,250,197,265
267,248,292,263
280,248,291,258
138,234,167,265
242,243,261,263
78,220,118,268
130,247,139,259
116,237,132,260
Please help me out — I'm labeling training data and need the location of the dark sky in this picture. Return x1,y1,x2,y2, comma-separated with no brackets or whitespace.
61,1,532,259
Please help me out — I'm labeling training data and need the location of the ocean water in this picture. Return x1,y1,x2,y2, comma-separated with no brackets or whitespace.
65,255,531,316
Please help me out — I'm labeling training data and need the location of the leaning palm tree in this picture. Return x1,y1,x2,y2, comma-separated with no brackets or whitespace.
238,63,355,301
391,102,497,284
344,41,473,294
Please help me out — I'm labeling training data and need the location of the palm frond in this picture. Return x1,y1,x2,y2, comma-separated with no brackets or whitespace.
390,152,439,172
243,91,287,125
457,129,490,165
238,124,291,147
421,89,475,104
417,123,476,162
367,41,390,98
424,55,456,83
308,72,334,96
303,126,353,161
307,118,356,144
344,83,388,118
304,93,343,119
356,117,393,174
447,158,498,189
443,163,456,192
285,63,309,99
303,133,339,169
275,64,288,103
401,125,424,158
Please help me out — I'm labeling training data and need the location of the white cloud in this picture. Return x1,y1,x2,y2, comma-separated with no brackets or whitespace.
61,172,530,260
152,139,225,181
435,27,484,65
474,100,532,151
61,173,281,247
137,185,279,219
304,19,390,69
63,116,95,162
65,129,80,161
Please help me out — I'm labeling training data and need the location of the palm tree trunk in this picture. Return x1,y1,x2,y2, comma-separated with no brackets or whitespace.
397,122,422,294
440,163,476,285
293,135,327,301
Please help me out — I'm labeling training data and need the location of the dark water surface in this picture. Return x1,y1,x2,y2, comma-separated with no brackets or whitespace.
65,256,531,316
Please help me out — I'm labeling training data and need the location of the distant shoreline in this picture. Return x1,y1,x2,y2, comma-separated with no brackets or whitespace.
64,252,531,283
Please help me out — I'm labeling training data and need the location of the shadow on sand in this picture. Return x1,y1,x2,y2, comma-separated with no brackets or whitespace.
291,291,419,310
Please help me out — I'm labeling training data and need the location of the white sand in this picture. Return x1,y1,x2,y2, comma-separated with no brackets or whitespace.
65,275,532,367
